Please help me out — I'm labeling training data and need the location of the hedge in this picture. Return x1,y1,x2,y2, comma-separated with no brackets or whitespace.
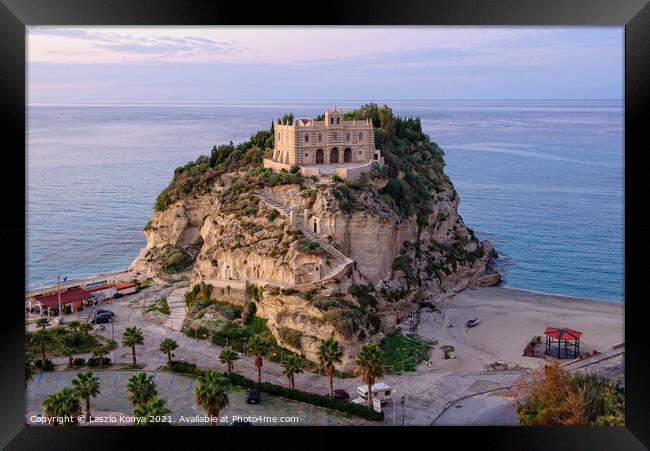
167,361,383,421
224,373,384,421
87,357,112,367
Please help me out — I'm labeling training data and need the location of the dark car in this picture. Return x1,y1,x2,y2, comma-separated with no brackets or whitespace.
324,389,350,401
246,390,261,404
94,309,115,318
113,292,124,298
91,312,113,324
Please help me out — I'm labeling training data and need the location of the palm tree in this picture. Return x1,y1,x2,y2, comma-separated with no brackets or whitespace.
318,337,343,398
79,322,92,336
194,370,230,426
133,398,171,426
42,388,81,426
25,351,36,388
356,343,385,409
282,354,304,390
62,346,76,367
246,335,269,383
31,329,50,363
122,326,144,365
71,371,100,421
127,371,157,407
36,318,50,330
159,338,178,367
92,346,109,367
67,320,81,333
218,347,239,375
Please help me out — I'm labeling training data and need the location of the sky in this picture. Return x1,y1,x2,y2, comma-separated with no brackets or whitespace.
27,27,624,104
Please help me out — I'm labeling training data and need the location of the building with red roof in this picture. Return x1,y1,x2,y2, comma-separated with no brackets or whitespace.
31,287,94,314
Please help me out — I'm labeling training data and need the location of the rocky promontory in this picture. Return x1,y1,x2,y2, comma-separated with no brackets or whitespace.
130,104,499,370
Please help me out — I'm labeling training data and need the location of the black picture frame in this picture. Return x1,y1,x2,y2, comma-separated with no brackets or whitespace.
1,0,648,449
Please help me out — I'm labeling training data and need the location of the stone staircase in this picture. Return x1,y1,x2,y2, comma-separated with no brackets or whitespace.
256,190,353,282
163,288,189,331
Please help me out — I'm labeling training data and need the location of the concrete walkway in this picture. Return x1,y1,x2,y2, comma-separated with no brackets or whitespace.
164,288,189,331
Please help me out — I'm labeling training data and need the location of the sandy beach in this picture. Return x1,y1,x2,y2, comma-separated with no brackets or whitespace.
381,286,624,424
419,286,624,373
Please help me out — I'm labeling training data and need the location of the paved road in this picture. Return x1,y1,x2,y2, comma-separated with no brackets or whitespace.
433,393,517,426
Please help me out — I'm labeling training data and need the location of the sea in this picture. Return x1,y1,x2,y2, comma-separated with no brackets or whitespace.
26,100,624,302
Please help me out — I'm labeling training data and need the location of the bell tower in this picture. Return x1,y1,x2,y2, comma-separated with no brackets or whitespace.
325,106,343,127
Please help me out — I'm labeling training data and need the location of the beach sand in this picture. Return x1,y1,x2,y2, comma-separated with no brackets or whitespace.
386,286,625,424
417,286,624,373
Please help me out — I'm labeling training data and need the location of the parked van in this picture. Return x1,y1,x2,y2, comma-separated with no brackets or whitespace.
354,383,393,405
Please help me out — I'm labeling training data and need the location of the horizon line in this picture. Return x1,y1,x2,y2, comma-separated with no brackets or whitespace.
28,98,624,107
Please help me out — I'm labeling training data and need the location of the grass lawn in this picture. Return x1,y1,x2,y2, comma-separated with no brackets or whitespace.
27,326,117,357
380,329,436,374
187,314,320,372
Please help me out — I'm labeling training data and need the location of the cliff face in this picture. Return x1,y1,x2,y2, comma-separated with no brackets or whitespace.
130,104,499,370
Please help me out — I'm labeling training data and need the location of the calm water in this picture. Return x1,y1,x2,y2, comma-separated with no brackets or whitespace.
26,100,624,301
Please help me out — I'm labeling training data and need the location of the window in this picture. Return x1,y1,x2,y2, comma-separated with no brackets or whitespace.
333,132,338,140
359,132,363,141
318,133,322,142
359,150,363,155
346,132,350,141
304,134,309,143
330,117,334,124
305,153,308,157
336,117,340,124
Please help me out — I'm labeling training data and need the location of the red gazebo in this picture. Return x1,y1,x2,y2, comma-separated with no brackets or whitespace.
544,327,582,359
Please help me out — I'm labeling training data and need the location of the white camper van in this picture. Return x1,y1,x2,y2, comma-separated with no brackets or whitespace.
352,383,393,405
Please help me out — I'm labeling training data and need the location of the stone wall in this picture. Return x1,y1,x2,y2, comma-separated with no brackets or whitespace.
263,158,291,172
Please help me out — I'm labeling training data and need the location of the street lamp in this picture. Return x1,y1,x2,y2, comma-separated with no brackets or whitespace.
400,395,406,426
392,389,397,426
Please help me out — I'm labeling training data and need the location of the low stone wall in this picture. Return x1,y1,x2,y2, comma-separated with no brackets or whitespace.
208,283,248,306
334,160,379,180
263,158,291,171
300,166,320,177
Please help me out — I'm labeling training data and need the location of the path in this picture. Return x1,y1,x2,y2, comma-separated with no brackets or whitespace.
163,288,189,331
256,189,353,281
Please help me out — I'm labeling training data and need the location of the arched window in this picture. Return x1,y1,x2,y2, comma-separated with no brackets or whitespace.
346,132,350,141
318,133,322,142
333,132,338,140
359,132,363,141
304,134,309,143
336,117,340,124
330,117,334,124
